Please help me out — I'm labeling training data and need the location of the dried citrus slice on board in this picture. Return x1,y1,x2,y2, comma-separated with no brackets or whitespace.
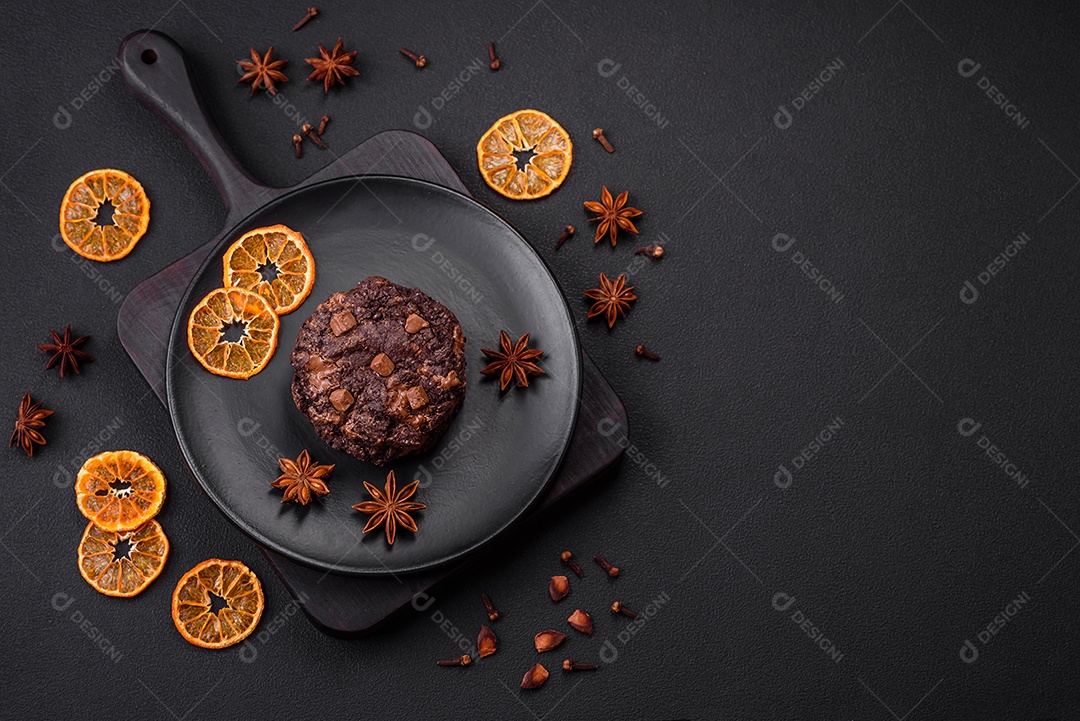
172,559,264,649
477,109,572,200
222,224,316,315
77,519,169,597
59,168,150,261
187,287,280,379
74,451,167,532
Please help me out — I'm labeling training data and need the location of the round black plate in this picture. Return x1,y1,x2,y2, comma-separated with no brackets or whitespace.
166,176,581,575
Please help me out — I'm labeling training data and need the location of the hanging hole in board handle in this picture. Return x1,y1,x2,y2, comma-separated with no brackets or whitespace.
141,49,158,64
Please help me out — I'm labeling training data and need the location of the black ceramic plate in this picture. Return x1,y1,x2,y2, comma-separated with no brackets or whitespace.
166,176,581,575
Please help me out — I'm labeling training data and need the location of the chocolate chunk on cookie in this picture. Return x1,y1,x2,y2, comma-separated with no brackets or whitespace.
290,276,467,465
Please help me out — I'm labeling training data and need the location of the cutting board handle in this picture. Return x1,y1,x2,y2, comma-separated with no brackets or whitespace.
118,30,275,221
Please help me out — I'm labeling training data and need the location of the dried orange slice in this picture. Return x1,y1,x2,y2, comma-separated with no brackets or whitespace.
187,287,280,379
222,224,315,315
75,451,167,533
477,109,572,200
59,168,150,262
172,559,264,649
77,519,169,597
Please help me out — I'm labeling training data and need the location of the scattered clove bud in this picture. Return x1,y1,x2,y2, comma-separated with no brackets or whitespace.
293,133,303,158
594,555,620,577
318,114,330,135
521,663,548,689
302,123,328,149
399,47,427,67
436,654,472,667
293,6,317,31
560,550,583,577
611,601,638,619
555,225,575,250
567,609,593,635
633,245,664,258
635,345,661,361
549,575,569,601
488,41,500,71
534,629,567,653
477,625,498,658
562,659,598,671
592,127,614,153
481,592,499,622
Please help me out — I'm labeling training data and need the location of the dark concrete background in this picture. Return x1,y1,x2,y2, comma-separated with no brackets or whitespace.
2,1,1078,719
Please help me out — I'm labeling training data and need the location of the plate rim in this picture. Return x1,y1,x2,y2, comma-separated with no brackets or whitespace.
165,174,582,575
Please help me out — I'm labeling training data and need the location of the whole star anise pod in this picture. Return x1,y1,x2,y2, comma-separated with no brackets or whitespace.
37,324,92,378
584,273,637,328
271,449,334,505
584,186,643,246
353,470,425,545
237,46,289,96
305,38,359,92
9,393,53,458
480,331,545,391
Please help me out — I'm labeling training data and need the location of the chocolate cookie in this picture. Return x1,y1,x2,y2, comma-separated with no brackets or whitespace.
290,277,466,465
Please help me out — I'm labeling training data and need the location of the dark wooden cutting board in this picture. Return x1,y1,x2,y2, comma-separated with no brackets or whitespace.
115,32,627,635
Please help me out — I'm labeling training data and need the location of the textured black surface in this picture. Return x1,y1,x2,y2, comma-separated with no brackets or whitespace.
2,1,1079,719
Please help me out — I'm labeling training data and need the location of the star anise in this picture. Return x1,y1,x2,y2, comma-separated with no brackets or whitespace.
9,393,53,458
584,273,637,328
37,324,92,378
480,331,545,391
305,38,359,92
236,46,289,96
271,450,334,505
353,470,425,545
583,186,643,246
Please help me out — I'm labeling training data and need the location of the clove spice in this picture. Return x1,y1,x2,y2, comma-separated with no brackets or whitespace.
592,128,614,153
302,123,328,149
633,245,664,258
487,41,500,71
481,592,499,622
318,114,330,135
562,659,598,671
560,550,583,577
293,133,303,158
611,601,638,619
292,6,317,31
555,225,575,250
399,47,427,68
594,555,620,577
436,654,472,667
635,345,661,361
